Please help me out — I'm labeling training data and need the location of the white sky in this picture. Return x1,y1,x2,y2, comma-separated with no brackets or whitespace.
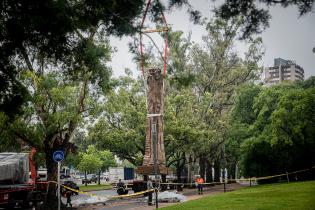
109,0,315,79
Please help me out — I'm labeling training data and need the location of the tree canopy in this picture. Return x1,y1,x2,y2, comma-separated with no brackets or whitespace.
227,78,315,179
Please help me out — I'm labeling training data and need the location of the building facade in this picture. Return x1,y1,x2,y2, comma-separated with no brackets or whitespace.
264,58,304,85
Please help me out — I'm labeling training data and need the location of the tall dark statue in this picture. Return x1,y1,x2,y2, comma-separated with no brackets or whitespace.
136,68,168,175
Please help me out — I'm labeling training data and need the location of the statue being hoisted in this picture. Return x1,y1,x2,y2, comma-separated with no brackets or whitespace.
136,68,168,176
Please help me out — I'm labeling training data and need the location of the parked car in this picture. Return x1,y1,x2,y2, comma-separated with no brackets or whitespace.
61,180,80,195
82,174,97,184
101,172,109,181
37,169,47,181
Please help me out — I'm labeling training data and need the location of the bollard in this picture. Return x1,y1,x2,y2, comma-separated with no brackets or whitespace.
224,182,226,192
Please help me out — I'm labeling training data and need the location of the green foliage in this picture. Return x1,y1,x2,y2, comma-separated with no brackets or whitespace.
77,153,102,174
64,153,80,168
0,0,145,112
118,160,136,168
97,148,117,171
228,79,315,178
216,0,314,39
78,145,116,173
88,75,146,166
230,85,261,124
108,17,264,179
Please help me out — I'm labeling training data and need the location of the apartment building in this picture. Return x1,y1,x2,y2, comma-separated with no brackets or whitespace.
264,58,304,85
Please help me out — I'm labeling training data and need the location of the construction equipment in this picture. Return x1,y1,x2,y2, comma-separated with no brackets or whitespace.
0,148,48,209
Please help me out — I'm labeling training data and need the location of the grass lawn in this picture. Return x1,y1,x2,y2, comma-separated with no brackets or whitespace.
78,183,112,191
162,181,315,210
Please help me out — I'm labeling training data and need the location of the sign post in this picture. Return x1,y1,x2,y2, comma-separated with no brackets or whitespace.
57,161,61,210
53,150,64,210
152,118,158,209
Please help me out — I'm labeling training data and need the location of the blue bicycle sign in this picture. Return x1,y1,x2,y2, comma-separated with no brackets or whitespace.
53,150,64,162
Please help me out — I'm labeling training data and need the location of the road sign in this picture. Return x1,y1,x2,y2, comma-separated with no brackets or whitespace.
53,150,64,210
53,150,64,162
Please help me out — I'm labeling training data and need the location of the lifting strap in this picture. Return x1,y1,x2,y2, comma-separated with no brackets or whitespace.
139,0,168,77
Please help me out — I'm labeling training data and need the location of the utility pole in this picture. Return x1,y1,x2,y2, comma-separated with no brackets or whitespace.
152,118,158,209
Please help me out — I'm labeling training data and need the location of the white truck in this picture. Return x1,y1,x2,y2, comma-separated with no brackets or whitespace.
108,167,134,183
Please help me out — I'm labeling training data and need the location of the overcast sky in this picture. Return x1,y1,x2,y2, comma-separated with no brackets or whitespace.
109,0,315,79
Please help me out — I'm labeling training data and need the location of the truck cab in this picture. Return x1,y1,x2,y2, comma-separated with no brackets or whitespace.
0,149,48,209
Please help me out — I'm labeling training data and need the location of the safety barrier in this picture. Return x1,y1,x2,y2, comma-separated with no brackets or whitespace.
49,181,154,201
47,165,314,202
158,165,315,185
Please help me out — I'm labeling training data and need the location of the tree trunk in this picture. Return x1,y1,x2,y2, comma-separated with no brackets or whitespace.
229,161,236,180
176,165,182,184
161,174,167,191
98,170,101,185
206,160,212,183
187,155,192,183
214,158,221,182
43,136,73,209
85,171,87,187
44,149,59,210
176,165,183,191
199,156,206,179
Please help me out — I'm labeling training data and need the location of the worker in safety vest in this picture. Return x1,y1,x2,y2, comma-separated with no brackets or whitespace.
195,175,204,194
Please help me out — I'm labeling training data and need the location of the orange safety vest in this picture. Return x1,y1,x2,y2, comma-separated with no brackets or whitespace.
196,177,204,184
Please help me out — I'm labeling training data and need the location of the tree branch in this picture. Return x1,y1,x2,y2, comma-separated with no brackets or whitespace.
14,130,41,150
19,45,34,72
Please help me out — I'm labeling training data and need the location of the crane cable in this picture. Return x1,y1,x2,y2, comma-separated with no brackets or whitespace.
139,0,169,78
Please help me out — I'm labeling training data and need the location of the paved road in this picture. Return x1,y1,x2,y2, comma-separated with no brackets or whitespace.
77,183,245,210
63,189,117,206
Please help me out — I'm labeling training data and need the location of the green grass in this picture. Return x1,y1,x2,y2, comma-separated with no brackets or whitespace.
162,181,315,210
78,183,112,191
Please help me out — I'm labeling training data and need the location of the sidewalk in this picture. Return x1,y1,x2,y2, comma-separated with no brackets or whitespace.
131,183,245,210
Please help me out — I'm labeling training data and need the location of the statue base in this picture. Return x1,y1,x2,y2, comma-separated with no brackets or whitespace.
136,165,170,175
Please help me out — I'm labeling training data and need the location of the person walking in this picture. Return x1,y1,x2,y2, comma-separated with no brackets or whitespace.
147,178,154,206
195,175,204,195
65,189,72,208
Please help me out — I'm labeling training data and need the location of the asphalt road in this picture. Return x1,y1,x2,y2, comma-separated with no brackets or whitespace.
76,183,245,210
76,196,152,210
63,189,117,206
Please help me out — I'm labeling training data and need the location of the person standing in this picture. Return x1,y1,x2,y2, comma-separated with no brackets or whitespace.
147,178,154,206
195,175,204,195
65,189,72,207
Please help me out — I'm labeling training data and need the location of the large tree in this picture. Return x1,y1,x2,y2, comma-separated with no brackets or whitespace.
0,0,146,114
167,18,263,181
0,27,112,208
78,145,116,185
228,78,315,179
88,73,147,166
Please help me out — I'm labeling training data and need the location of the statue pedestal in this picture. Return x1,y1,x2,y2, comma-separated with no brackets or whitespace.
136,165,169,175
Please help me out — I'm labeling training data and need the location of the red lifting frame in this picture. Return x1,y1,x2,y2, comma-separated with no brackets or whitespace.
139,0,168,77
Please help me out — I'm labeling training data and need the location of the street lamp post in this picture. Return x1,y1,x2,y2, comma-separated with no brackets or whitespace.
152,117,159,209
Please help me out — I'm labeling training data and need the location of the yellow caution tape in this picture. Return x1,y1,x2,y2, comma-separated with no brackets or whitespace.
159,165,315,185
46,165,314,201
48,181,154,200
110,189,154,199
